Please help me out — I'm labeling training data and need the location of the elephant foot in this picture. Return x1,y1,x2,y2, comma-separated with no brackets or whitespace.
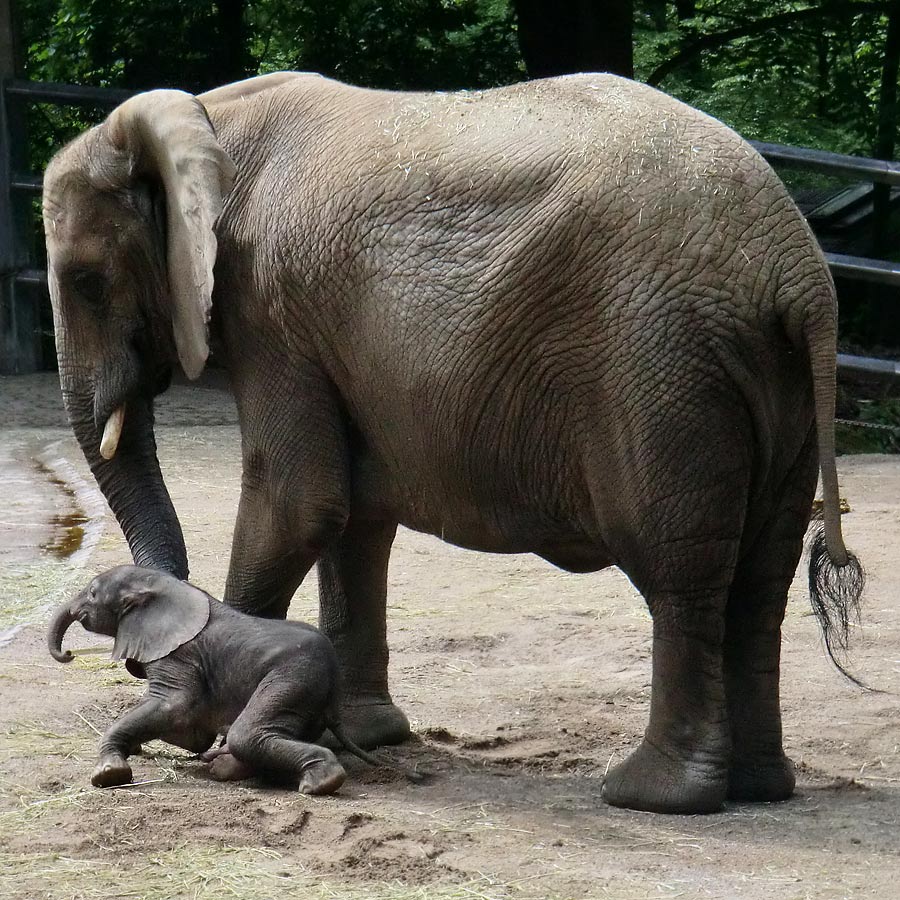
299,748,346,795
602,739,727,814
91,754,133,788
200,744,229,763
207,748,254,782
728,753,795,803
329,698,410,750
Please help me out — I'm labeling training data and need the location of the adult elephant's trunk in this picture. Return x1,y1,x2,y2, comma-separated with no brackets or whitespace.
47,601,78,663
62,384,188,579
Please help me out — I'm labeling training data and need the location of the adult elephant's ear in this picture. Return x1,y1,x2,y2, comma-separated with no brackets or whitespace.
106,90,237,379
113,580,211,664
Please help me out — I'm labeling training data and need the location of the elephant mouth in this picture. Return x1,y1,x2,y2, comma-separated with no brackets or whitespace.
93,343,172,461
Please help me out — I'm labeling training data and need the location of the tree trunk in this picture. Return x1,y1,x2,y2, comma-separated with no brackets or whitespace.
646,0,667,31
675,0,700,78
212,0,251,86
872,0,900,255
513,0,634,79
871,1,900,344
816,31,831,118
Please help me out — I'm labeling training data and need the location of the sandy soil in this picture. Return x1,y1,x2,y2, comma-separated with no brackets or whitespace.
1,372,899,900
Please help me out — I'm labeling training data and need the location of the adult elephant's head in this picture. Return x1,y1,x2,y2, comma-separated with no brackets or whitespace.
42,91,236,577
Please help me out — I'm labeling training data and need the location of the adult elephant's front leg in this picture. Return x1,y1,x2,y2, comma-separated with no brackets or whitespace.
317,517,411,748
224,477,321,618
223,367,351,619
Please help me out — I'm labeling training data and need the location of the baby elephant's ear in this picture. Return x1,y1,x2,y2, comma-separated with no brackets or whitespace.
113,579,210,664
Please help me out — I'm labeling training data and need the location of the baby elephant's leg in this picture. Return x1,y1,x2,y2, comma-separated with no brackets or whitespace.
207,750,254,782
225,672,345,795
201,734,252,781
92,699,180,787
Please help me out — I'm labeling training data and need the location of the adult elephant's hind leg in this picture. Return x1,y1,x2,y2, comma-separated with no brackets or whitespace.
602,581,732,814
723,586,795,803
597,414,748,813
317,517,411,749
724,429,817,802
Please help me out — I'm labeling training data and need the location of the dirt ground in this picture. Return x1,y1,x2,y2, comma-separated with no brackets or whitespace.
1,372,899,900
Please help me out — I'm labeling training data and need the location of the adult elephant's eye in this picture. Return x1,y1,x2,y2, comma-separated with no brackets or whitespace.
69,269,106,310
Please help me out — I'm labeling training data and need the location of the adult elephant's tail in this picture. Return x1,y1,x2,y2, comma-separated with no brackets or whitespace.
804,307,866,684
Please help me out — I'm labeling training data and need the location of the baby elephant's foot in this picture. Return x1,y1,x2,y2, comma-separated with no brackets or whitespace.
208,750,254,782
299,747,346,796
200,744,230,763
91,754,133,788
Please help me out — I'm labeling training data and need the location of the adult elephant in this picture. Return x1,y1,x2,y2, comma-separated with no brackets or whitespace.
42,71,862,814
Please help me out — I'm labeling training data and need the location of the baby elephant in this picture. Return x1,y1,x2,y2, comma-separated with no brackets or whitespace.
48,565,404,793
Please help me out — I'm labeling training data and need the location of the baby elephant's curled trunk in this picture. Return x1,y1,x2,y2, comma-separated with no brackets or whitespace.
47,602,78,663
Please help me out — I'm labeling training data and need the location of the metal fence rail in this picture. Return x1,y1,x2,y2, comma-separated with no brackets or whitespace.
5,78,135,107
750,140,900,186
1,79,899,376
837,353,900,376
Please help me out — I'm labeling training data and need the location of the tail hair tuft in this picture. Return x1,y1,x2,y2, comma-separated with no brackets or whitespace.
807,521,867,687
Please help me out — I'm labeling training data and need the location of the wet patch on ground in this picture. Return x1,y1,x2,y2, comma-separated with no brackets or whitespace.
0,433,105,633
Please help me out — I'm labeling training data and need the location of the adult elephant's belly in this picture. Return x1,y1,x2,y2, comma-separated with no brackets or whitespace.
534,541,615,573
349,448,613,572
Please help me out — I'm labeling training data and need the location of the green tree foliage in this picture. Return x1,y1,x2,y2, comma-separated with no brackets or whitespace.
23,0,245,89
18,0,900,162
20,0,522,92
19,0,523,169
21,0,254,170
248,0,522,89
636,1,900,157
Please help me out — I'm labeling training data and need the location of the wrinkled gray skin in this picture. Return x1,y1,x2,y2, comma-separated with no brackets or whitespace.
43,72,859,813
48,565,404,792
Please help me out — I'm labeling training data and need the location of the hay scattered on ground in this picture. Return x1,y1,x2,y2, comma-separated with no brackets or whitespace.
71,652,141,688
0,844,558,900
1,719,95,760
0,781,94,830
0,560,79,631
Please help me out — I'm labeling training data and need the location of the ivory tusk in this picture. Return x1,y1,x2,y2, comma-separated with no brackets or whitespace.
99,405,125,460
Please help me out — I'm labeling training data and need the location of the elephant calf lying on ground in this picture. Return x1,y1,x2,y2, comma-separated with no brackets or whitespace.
48,565,413,793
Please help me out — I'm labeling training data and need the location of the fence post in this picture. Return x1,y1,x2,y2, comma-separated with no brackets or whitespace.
0,0,38,374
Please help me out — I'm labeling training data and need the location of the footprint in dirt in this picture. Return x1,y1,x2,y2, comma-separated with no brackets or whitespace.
332,813,461,885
